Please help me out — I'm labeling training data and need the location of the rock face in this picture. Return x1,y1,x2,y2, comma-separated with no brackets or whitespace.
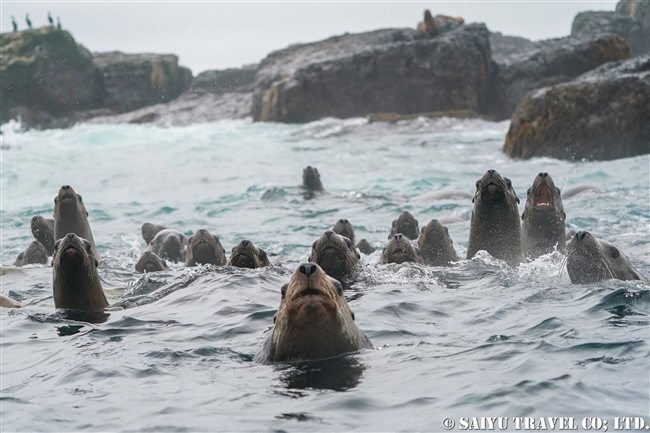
503,54,650,161
190,64,257,94
489,32,534,62
616,0,650,31
252,24,492,123
93,51,192,113
0,27,100,121
487,33,632,120
572,11,649,56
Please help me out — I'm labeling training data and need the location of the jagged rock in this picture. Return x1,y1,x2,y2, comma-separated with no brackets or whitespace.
487,33,631,120
93,51,192,113
571,11,649,56
489,32,534,62
252,24,492,123
190,64,257,94
503,54,650,161
616,0,650,32
0,27,101,121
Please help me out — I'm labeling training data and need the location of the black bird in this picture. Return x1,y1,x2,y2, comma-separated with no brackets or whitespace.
57,16,61,29
11,16,17,32
48,12,54,26
25,14,32,29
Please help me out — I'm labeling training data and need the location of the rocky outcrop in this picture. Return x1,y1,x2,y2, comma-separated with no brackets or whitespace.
0,27,101,122
189,64,257,94
252,24,492,123
489,32,534,62
93,51,192,113
616,0,650,31
487,33,631,120
503,54,650,161
571,11,649,56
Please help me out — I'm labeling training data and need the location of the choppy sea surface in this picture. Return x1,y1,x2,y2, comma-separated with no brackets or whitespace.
1,116,649,432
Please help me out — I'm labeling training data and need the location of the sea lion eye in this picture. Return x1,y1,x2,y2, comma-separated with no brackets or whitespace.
312,241,317,249
609,247,620,259
475,180,480,189
527,187,531,196
54,240,61,251
345,239,353,248
259,250,267,260
54,197,58,204
280,283,288,299
77,194,82,202
505,178,512,188
83,240,92,252
334,281,343,296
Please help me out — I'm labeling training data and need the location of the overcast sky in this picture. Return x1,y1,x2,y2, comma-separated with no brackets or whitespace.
2,1,617,74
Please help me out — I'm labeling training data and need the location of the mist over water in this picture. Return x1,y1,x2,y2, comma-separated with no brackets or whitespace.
1,117,648,431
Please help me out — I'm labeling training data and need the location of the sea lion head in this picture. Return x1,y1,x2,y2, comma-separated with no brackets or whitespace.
522,172,565,221
31,215,55,255
227,240,270,268
53,233,98,269
381,233,421,264
418,219,458,266
186,229,226,266
149,229,187,263
135,251,168,273
473,169,520,209
54,185,87,219
388,211,419,240
332,218,356,244
567,231,647,284
269,263,362,362
302,166,324,192
309,231,360,279
356,239,375,255
14,240,49,266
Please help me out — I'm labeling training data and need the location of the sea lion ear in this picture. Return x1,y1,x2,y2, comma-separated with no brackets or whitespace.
188,236,193,245
259,249,268,261
273,313,277,324
54,240,61,251
54,197,58,204
350,309,355,321
556,187,561,196
280,283,288,299
333,281,343,296
521,211,525,220
77,194,82,203
94,259,98,267
563,211,566,220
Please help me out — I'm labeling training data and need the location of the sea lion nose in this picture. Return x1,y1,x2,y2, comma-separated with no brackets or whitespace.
487,169,496,177
299,263,317,277
394,234,403,241
576,231,587,241
539,172,548,178
62,185,70,190
66,233,75,240
325,231,334,239
339,219,348,224
242,240,250,247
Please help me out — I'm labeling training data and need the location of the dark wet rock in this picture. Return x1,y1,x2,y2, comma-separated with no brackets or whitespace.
503,54,650,161
190,64,257,94
489,32,534,62
252,24,492,123
0,27,101,121
487,33,632,120
571,11,649,56
93,51,192,113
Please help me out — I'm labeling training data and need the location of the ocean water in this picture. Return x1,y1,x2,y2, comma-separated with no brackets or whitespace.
1,116,649,431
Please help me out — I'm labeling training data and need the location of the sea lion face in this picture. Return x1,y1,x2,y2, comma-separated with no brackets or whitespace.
54,185,87,218
567,231,647,284
302,166,324,192
381,233,421,264
268,263,366,362
14,240,49,266
185,229,226,267
473,170,519,208
521,172,566,258
388,212,419,240
227,240,270,268
135,251,168,273
52,233,108,313
332,219,356,244
53,185,99,260
309,231,360,279
149,229,187,263
418,219,458,266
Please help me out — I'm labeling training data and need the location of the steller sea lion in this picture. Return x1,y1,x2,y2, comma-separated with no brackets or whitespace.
254,262,372,363
332,219,356,244
521,172,566,260
380,233,421,264
52,233,108,313
418,219,458,266
416,9,440,37
31,216,55,255
53,185,100,261
309,231,360,279
185,229,226,267
0,295,21,308
467,169,523,267
135,251,168,273
14,240,48,267
356,239,375,255
561,184,604,199
147,229,188,263
388,211,419,240
567,231,648,284
226,240,270,268
302,166,324,192
141,223,168,246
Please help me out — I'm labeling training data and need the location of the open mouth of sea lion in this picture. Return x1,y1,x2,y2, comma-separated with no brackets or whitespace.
535,185,553,207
